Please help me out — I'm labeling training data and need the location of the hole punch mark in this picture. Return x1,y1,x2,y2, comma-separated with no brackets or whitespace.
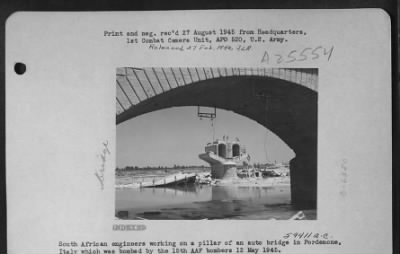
14,62,26,75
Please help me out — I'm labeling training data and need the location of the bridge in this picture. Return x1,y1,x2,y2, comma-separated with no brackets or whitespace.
116,67,318,209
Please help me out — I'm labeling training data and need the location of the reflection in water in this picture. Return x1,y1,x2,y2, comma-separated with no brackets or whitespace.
115,184,304,220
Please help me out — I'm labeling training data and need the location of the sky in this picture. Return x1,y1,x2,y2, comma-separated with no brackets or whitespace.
116,106,295,168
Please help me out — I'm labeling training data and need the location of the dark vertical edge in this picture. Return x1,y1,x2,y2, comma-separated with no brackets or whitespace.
392,3,399,253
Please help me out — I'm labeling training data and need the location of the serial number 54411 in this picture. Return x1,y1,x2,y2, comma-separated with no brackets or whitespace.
261,45,334,64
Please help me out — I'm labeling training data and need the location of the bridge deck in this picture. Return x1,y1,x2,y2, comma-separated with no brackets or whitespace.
116,67,318,116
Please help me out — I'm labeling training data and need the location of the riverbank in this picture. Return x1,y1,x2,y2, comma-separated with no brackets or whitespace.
115,167,316,220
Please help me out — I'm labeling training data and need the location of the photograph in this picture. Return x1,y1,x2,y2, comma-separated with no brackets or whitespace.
115,67,318,220
5,8,393,254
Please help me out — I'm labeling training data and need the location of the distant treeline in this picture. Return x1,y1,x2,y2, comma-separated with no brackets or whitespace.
251,162,290,169
116,165,210,171
116,162,288,171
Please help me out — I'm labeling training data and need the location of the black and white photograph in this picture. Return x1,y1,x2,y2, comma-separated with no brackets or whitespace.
115,67,318,220
5,9,393,254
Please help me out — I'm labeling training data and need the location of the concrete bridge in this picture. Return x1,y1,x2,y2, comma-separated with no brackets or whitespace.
116,67,318,209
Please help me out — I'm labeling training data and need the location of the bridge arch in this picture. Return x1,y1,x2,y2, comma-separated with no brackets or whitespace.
116,68,318,209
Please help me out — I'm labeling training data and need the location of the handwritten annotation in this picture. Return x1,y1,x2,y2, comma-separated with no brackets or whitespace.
95,140,110,190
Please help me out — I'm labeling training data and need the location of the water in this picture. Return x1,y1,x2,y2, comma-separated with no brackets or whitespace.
115,183,308,220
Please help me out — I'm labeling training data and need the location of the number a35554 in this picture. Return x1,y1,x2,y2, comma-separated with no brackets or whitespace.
261,46,334,64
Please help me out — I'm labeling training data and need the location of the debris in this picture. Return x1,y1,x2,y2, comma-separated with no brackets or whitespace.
289,211,306,220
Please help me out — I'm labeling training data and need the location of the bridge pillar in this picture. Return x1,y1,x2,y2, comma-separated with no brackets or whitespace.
289,150,317,210
211,164,237,179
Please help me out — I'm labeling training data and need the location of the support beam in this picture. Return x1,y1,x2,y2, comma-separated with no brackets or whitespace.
143,69,158,95
171,68,180,87
125,76,142,102
131,69,150,99
161,68,173,90
116,79,133,106
152,67,165,92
